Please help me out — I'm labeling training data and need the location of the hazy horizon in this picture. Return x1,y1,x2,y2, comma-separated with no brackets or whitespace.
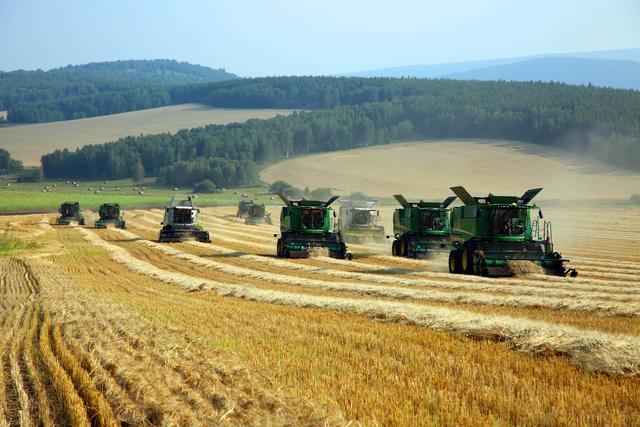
2,0,639,76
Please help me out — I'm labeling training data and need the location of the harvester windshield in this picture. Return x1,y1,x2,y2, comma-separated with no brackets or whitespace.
490,207,528,236
352,209,373,225
301,209,325,229
421,210,446,231
174,208,196,224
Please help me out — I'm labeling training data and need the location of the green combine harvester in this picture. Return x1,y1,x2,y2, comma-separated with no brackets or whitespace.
447,186,577,277
95,203,126,229
275,193,351,259
390,194,457,258
236,199,252,218
55,202,85,225
245,201,272,225
338,200,385,242
158,197,211,243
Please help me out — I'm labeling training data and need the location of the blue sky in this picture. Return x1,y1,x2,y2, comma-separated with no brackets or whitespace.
1,0,638,76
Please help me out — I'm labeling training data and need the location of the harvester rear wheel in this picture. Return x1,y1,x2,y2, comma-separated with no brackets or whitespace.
391,240,398,256
448,250,462,274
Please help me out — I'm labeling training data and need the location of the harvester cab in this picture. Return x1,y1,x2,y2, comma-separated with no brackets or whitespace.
337,200,385,242
158,197,211,243
95,203,126,229
390,194,456,258
55,201,85,225
447,186,577,277
275,192,351,259
245,201,272,225
237,199,252,218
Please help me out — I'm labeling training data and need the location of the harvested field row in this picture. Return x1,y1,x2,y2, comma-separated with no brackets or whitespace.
76,226,640,377
1,205,639,425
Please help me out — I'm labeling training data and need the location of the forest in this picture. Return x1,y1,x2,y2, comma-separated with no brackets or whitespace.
0,60,236,123
41,77,640,187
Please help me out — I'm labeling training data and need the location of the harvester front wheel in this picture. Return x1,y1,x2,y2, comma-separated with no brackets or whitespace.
448,250,462,274
461,248,474,274
391,240,398,256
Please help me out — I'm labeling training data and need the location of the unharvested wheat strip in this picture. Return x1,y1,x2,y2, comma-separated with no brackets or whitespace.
38,310,90,427
111,229,640,314
50,323,117,427
77,226,640,376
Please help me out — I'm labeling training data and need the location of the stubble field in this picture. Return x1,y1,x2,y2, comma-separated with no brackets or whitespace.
0,203,639,425
0,104,295,166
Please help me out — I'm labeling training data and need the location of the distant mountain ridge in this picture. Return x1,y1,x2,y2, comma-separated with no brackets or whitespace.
346,48,640,90
445,57,640,90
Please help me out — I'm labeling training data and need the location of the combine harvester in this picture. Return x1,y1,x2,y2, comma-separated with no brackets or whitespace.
55,202,85,225
245,201,272,225
390,194,457,258
95,203,126,229
337,200,385,243
275,193,351,259
158,197,211,243
448,186,577,277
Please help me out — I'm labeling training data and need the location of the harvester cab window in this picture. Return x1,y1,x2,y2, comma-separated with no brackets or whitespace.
422,210,446,230
352,209,371,225
174,208,193,224
301,209,324,229
491,208,527,235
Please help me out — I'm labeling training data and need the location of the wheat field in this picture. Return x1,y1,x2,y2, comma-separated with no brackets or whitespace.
0,202,638,426
0,104,295,166
260,139,640,200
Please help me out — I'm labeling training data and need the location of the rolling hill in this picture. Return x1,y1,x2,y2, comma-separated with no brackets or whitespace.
261,139,640,200
0,60,237,123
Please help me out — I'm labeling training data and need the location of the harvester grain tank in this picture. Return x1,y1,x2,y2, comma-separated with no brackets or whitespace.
55,202,85,225
95,203,126,229
390,195,456,258
158,197,211,243
245,201,272,225
275,193,351,259
338,200,385,242
447,186,577,277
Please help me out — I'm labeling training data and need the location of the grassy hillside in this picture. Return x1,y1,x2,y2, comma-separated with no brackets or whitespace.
261,139,640,200
0,104,294,166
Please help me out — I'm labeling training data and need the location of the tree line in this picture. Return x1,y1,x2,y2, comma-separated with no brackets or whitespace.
40,77,640,186
0,60,236,123
0,149,23,174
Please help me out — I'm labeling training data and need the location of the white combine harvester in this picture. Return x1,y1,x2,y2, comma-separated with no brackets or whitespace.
158,197,211,243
